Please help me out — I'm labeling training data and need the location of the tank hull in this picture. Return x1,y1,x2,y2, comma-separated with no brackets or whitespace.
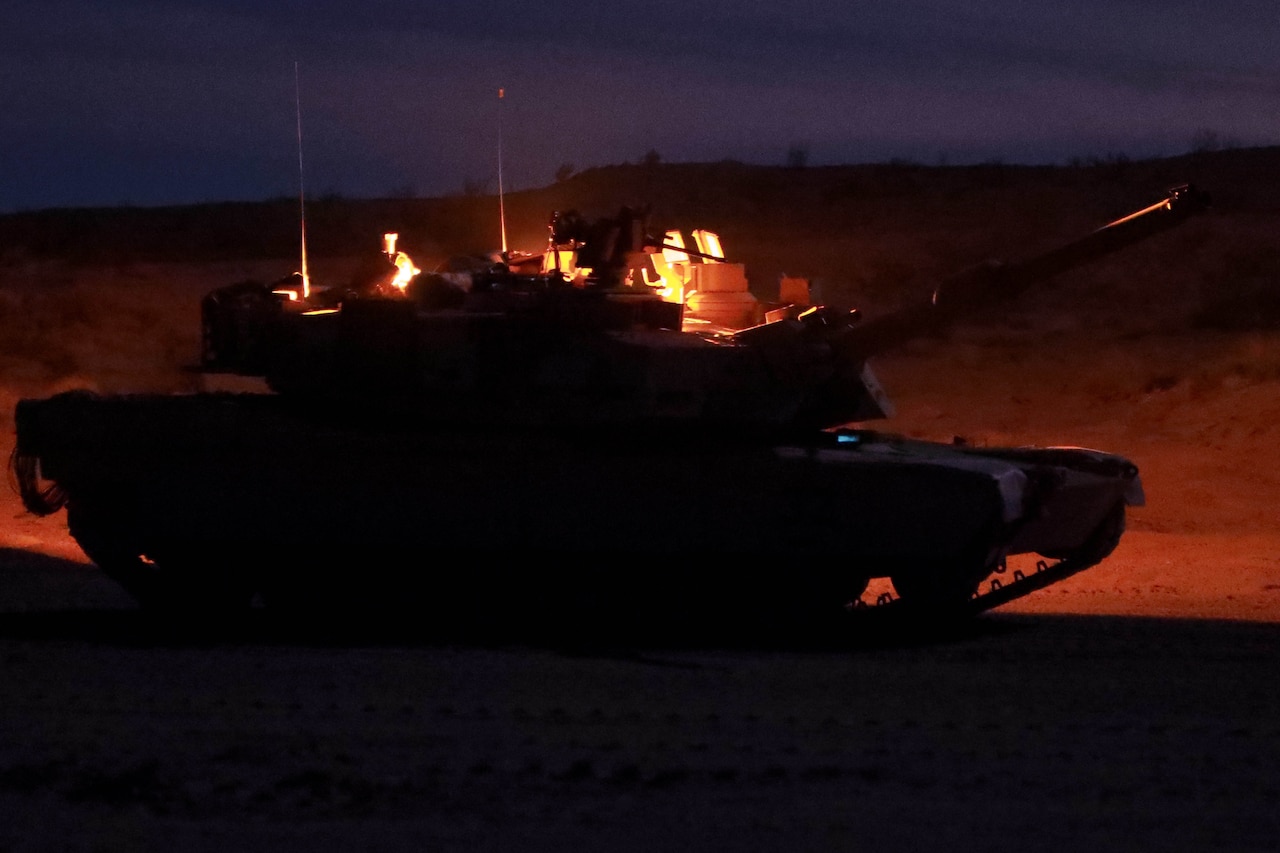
15,391,1140,619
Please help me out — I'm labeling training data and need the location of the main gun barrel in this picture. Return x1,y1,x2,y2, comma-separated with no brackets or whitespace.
751,184,1212,430
834,184,1211,362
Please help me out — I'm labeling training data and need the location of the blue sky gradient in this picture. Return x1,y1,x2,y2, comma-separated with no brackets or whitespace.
4,0,1277,210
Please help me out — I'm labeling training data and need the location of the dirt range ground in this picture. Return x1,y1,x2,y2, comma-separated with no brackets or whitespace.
1,552,1279,853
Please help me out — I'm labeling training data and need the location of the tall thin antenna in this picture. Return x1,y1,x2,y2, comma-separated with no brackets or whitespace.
497,86,508,258
295,61,310,299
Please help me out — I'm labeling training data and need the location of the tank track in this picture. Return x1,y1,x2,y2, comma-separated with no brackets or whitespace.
846,551,1102,625
845,498,1127,625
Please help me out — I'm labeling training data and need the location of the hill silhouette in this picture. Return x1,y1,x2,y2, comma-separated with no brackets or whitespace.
3,148,1278,335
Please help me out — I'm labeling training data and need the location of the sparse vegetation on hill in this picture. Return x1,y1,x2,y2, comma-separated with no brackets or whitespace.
1,147,1277,341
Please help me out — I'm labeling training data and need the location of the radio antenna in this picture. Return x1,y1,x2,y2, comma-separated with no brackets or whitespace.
497,86,508,259
295,61,310,299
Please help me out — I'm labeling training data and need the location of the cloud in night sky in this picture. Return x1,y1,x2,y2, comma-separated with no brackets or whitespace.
3,0,1277,210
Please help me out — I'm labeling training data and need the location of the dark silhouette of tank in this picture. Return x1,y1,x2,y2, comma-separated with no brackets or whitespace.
12,185,1210,627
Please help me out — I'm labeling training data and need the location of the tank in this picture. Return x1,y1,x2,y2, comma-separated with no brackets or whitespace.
11,185,1210,626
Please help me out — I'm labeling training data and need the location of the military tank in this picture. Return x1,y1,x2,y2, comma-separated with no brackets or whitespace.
11,185,1210,627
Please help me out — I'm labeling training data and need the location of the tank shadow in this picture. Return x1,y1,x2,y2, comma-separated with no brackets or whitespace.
0,547,97,574
0,546,1019,652
7,602,1280,666
0,596,1019,654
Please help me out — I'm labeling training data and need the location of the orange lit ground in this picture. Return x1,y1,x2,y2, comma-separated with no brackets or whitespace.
871,327,1280,624
4,304,1280,623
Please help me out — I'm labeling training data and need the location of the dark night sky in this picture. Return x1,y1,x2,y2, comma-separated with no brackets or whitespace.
4,0,1277,211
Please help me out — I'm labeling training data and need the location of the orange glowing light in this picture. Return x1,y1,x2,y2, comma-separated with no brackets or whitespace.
390,251,421,291
542,249,586,282
642,230,694,303
691,229,725,262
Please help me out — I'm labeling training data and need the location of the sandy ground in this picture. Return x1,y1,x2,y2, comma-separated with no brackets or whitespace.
1,263,1279,850
1,555,1279,852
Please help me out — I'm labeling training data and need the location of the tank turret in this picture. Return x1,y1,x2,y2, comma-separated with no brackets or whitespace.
200,185,1209,434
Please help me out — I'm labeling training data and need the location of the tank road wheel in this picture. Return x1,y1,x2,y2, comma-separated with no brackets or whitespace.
717,571,872,639
791,574,870,617
778,573,871,635
890,558,987,617
66,502,254,615
67,501,163,608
